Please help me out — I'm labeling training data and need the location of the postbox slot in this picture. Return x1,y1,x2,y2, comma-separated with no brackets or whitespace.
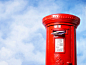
52,30,66,35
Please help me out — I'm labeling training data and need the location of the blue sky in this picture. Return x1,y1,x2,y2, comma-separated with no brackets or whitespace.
0,0,86,65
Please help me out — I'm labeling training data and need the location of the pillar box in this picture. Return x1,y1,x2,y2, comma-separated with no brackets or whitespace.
42,14,80,65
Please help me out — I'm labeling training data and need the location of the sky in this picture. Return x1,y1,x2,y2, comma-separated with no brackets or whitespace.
0,0,86,65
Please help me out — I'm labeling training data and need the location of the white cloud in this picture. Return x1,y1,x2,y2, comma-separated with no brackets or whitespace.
0,61,8,65
77,38,86,65
0,0,62,65
7,58,22,65
0,47,13,60
0,0,27,19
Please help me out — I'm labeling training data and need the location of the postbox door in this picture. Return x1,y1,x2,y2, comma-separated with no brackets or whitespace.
53,25,71,65
46,25,72,65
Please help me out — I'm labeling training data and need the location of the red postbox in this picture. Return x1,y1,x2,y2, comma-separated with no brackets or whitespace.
42,13,80,65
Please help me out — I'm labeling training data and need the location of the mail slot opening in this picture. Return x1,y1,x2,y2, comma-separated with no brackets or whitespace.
52,30,66,35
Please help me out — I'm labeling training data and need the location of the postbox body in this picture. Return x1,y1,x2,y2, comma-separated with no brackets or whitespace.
42,14,80,65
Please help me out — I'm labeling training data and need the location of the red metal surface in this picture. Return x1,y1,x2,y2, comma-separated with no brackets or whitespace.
42,13,80,65
42,13,80,28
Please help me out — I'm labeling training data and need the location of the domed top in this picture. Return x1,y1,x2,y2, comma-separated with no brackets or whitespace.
42,13,80,28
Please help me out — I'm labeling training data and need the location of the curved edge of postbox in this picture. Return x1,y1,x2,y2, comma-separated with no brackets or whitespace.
42,13,80,28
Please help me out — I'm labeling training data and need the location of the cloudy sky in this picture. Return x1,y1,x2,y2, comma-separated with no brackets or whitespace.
0,0,86,65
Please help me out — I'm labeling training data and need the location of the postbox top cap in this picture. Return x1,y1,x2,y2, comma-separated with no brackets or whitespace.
42,13,80,28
